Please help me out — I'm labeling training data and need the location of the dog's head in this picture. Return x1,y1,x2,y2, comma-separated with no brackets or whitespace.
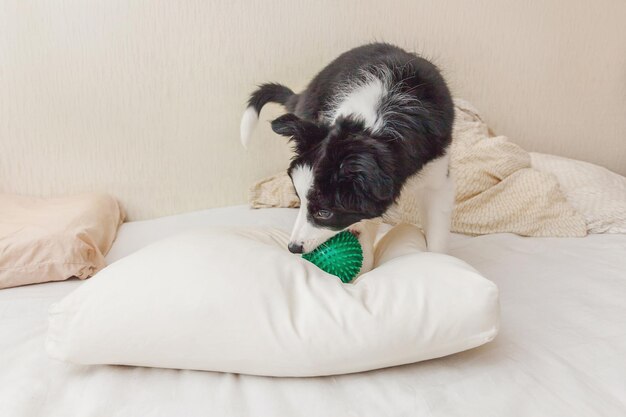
271,114,396,253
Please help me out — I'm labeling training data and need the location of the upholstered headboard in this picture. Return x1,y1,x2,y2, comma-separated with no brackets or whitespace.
2,1,625,220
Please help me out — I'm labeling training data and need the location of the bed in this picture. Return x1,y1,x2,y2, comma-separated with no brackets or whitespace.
1,205,625,417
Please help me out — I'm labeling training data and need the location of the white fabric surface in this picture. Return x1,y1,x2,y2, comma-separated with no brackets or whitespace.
2,206,626,416
46,225,498,377
531,152,626,234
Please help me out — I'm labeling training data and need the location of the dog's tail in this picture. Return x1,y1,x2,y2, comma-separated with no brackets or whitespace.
240,83,296,149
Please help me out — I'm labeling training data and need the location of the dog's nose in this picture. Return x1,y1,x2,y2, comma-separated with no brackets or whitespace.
288,242,304,254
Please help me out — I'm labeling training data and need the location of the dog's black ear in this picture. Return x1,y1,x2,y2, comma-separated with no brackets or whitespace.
368,168,395,202
271,113,327,154
271,113,301,136
339,152,395,203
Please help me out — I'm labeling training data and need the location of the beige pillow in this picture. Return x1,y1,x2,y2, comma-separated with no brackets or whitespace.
531,152,626,234
0,193,125,289
249,99,587,237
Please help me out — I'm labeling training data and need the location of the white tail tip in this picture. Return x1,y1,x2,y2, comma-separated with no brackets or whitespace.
240,107,259,149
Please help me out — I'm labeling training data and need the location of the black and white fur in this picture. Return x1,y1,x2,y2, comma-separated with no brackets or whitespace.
241,43,455,268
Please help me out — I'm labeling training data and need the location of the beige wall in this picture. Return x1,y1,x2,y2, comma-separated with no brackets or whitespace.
1,0,625,220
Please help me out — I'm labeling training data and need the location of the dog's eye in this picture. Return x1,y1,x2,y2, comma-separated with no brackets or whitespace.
315,209,333,220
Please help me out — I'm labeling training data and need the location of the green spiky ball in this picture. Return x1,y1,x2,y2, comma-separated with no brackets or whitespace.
302,231,363,283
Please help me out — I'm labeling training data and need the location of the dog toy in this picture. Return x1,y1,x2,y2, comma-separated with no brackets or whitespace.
302,231,363,283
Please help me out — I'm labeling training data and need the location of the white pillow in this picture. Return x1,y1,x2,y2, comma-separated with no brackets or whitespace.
46,225,499,377
531,153,626,233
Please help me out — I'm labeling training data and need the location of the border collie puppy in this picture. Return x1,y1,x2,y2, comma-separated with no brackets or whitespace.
241,43,455,265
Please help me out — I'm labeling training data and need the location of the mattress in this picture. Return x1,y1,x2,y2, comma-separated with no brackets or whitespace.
1,205,625,417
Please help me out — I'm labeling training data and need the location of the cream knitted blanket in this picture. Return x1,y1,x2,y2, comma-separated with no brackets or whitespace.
250,99,586,237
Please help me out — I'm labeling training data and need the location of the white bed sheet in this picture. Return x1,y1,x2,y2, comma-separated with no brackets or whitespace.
1,205,625,417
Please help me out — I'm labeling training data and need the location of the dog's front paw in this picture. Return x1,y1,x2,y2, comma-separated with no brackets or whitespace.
351,220,380,276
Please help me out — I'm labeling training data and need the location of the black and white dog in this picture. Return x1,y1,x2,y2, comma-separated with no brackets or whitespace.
241,43,454,270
